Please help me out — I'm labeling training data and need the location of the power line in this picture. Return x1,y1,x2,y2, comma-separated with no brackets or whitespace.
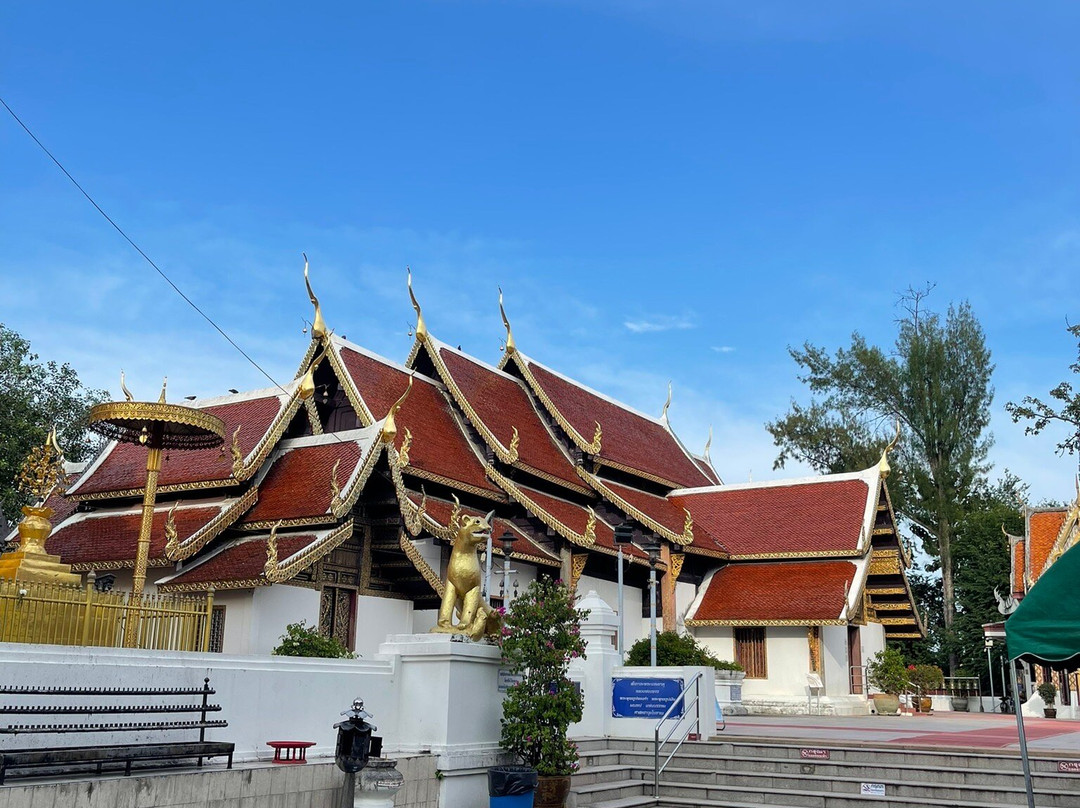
0,94,286,394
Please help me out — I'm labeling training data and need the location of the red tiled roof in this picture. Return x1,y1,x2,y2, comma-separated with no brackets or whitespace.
241,439,365,525
160,533,317,589
70,394,288,496
688,560,857,623
436,346,581,488
693,458,721,485
597,477,709,546
46,501,237,568
1013,538,1026,598
519,357,712,488
411,495,559,565
1029,510,1067,582
669,478,870,557
337,345,500,495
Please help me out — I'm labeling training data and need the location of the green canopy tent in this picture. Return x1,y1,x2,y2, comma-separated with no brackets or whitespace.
1005,538,1080,808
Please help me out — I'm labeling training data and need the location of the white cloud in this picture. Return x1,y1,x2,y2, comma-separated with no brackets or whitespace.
711,345,736,354
623,315,696,334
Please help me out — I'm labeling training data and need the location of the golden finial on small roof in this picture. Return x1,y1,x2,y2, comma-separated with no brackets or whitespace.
878,419,901,479
264,520,283,580
120,370,134,402
158,377,168,404
164,500,180,558
381,374,414,445
303,253,328,342
507,426,520,462
299,349,327,401
230,425,244,476
407,268,427,343
660,381,673,423
499,287,516,355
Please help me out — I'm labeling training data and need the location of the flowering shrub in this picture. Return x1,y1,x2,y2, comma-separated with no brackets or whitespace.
499,577,589,776
866,647,908,694
908,663,944,694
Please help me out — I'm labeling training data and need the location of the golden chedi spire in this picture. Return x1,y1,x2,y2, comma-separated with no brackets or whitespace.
0,428,81,584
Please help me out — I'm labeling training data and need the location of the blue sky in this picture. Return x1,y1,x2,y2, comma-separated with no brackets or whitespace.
2,2,1078,501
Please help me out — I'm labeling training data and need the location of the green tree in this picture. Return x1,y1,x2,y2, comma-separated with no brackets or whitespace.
0,323,107,523
767,289,994,673
1006,322,1080,456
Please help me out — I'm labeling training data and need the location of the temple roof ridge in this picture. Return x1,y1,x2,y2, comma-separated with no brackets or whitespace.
276,423,384,451
182,383,296,408
669,465,879,497
330,334,443,389
428,334,526,383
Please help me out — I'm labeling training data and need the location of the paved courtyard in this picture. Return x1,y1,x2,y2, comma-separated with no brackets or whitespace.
719,712,1080,754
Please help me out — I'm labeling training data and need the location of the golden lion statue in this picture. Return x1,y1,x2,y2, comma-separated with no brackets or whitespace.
430,507,501,641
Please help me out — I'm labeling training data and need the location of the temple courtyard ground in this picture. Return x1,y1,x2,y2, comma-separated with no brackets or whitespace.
718,711,1080,755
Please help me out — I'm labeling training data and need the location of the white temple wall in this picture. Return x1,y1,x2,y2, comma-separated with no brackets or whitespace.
250,584,321,654
354,594,413,659
215,589,255,655
690,625,734,662
674,579,699,630
822,624,850,695
746,626,811,697
862,621,886,668
578,572,643,652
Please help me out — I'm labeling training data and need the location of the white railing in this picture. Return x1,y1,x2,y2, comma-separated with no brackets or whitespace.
653,672,703,797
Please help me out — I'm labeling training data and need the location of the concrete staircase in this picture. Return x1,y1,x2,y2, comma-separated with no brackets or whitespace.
571,737,1080,808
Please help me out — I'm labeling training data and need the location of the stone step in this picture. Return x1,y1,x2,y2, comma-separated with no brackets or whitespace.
571,763,1079,807
576,750,1079,790
578,736,1076,773
575,776,1048,808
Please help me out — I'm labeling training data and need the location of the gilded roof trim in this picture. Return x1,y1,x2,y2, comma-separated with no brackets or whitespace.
399,529,445,597
165,487,259,561
487,465,595,549
266,520,355,582
508,354,602,455
685,618,848,627
578,468,693,546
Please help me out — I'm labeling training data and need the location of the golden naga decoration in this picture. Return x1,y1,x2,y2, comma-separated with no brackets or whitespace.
584,507,597,543
660,381,673,423
683,508,694,538
398,427,413,467
299,349,328,401
120,369,135,402
589,421,603,454
407,269,427,343
303,253,328,342
329,458,343,512
570,554,588,590
448,494,463,533
1,429,80,584
163,500,180,558
229,425,244,476
507,426,520,463
499,287,516,355
401,485,427,535
669,553,685,582
877,419,901,479
430,508,502,641
264,520,286,582
381,374,414,445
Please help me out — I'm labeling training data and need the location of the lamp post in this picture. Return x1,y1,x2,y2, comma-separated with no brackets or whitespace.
499,529,516,603
644,537,661,667
985,638,996,707
613,521,634,660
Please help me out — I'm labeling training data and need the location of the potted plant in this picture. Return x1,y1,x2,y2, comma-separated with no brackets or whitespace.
499,577,589,808
1037,682,1058,719
866,647,908,715
950,669,971,712
909,664,944,713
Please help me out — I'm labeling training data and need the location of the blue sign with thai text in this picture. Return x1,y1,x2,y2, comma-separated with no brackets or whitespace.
611,677,684,718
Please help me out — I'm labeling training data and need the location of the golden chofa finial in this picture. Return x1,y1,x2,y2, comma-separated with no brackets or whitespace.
120,369,134,402
303,253,328,342
499,287,516,355
299,349,328,401
660,382,673,423
158,377,168,404
878,419,901,479
703,425,713,464
381,374,414,445
407,268,427,343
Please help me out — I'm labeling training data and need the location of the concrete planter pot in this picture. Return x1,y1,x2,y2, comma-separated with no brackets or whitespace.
715,670,748,716
951,696,969,712
871,693,900,715
534,774,572,807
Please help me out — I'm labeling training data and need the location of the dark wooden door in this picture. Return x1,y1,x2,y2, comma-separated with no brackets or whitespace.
320,586,357,651
848,625,862,694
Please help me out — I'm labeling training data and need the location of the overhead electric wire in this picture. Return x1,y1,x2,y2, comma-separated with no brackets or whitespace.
0,94,286,394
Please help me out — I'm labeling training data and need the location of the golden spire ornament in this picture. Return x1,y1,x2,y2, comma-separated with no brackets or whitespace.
407,269,427,343
304,254,328,342
499,287,516,355
0,429,81,584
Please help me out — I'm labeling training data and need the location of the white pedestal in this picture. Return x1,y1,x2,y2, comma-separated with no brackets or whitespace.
377,633,511,808
569,591,622,738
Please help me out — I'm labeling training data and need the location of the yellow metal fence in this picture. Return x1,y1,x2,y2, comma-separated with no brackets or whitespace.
0,578,214,651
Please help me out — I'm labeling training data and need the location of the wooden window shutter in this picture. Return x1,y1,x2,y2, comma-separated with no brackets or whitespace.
735,627,767,678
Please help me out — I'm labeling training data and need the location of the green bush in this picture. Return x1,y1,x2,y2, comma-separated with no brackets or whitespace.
626,631,743,672
272,621,355,659
1037,682,1058,705
866,647,909,694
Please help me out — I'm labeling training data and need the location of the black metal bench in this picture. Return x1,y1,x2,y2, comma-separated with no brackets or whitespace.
0,677,234,784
